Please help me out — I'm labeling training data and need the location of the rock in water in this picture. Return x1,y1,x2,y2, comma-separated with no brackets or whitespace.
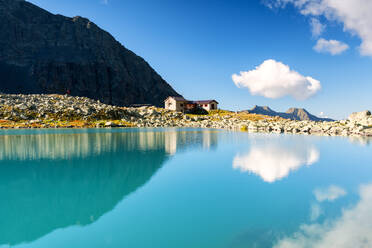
0,0,181,106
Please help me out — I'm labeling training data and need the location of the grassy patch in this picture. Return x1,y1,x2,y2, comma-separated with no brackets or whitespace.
208,109,233,116
0,118,135,129
236,113,267,121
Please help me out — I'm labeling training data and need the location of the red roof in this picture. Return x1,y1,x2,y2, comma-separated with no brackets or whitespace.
194,100,219,104
165,97,218,104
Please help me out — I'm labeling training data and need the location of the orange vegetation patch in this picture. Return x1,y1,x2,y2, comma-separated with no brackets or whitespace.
236,113,267,121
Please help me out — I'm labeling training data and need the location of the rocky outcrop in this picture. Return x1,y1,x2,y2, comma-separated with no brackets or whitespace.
0,0,180,106
348,110,372,125
0,94,135,122
245,105,333,122
0,94,371,137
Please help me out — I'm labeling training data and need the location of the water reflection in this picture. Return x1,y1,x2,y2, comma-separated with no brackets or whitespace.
348,136,372,146
164,130,218,155
233,136,320,183
313,185,347,202
0,129,219,246
0,129,219,160
311,185,347,221
274,183,372,248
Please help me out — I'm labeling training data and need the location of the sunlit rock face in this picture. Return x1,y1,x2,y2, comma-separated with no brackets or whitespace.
0,129,219,246
274,183,372,248
233,137,319,183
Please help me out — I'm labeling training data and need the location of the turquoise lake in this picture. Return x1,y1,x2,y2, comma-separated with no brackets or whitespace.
0,128,372,248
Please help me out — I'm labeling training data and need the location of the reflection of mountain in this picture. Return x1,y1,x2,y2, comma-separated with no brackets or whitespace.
233,137,319,183
0,131,170,160
0,129,219,246
0,129,219,160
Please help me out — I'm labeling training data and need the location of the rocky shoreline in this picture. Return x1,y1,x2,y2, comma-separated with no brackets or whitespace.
0,94,371,137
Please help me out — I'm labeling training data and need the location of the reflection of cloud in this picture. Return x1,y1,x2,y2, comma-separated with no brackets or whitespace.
233,144,319,183
314,185,347,202
274,183,372,248
310,204,323,221
310,185,347,222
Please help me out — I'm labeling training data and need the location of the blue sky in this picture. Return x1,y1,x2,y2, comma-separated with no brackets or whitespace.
27,0,372,119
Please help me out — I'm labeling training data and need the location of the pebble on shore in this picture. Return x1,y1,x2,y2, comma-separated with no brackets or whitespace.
0,94,371,137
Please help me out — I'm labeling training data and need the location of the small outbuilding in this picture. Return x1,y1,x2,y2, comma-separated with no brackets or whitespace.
164,96,219,112
194,100,219,111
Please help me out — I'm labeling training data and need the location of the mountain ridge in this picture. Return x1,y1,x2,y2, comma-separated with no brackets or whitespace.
0,0,181,106
245,105,333,122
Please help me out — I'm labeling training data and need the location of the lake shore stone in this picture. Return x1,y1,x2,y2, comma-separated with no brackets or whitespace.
0,94,371,137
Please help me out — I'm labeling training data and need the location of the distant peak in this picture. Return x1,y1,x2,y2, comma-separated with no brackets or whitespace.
251,105,273,112
286,107,308,114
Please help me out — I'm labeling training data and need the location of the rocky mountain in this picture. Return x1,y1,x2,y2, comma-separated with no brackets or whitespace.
246,105,333,122
0,0,180,106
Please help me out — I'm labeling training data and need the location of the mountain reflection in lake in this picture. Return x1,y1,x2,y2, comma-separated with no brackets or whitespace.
0,129,371,248
0,128,218,246
0,129,218,160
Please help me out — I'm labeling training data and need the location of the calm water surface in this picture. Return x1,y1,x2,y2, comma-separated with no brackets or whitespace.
0,128,371,248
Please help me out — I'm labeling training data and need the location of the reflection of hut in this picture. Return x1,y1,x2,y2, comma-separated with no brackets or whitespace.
165,131,178,155
164,96,219,112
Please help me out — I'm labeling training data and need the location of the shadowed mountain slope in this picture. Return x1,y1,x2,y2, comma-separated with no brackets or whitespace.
0,0,180,106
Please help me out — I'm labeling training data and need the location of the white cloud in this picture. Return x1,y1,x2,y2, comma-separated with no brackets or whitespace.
232,59,321,100
314,185,347,202
233,142,319,183
310,18,325,37
313,38,349,55
269,0,372,56
274,183,372,248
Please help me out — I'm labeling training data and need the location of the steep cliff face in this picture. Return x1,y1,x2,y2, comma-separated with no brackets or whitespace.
0,0,180,106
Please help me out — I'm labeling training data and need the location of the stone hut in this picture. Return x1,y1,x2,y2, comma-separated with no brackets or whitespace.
164,96,218,112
